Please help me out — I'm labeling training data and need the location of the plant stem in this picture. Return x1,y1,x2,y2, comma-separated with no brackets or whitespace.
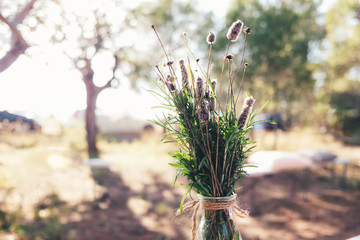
188,59,219,195
152,25,170,63
233,34,248,81
206,43,213,83
235,65,248,107
215,41,231,189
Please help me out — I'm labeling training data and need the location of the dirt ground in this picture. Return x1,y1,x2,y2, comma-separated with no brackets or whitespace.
0,130,359,240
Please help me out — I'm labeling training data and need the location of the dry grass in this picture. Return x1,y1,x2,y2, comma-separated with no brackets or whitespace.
0,129,359,239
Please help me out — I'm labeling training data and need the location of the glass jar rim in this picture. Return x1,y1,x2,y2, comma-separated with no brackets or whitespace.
197,193,237,201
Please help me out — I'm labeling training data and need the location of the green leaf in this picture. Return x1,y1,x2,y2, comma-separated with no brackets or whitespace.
234,186,243,191
243,164,258,168
168,163,184,168
255,101,269,115
179,186,192,215
198,156,207,170
173,169,180,188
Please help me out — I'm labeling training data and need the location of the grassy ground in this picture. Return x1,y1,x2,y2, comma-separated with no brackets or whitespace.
0,129,359,240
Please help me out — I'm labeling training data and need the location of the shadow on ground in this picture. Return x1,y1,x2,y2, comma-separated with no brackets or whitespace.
0,167,186,240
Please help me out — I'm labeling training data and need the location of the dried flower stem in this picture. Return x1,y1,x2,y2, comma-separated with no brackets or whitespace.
152,25,179,85
155,65,165,81
188,59,220,195
152,32,200,175
215,40,231,177
226,59,236,118
206,43,213,83
232,34,249,116
227,142,242,185
151,20,268,202
152,25,170,63
233,33,248,79
235,63,248,108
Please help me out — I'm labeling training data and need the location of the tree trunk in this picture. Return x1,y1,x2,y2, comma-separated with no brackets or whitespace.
80,57,115,159
85,84,99,159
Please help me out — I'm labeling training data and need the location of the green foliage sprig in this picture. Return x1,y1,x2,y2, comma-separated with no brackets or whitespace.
149,21,272,203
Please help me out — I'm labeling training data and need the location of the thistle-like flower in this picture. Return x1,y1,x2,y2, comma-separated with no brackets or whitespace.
206,32,216,44
226,19,244,42
237,96,256,130
199,100,210,122
196,76,204,99
179,59,189,88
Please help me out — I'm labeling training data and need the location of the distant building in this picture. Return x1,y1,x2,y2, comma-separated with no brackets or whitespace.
68,110,159,142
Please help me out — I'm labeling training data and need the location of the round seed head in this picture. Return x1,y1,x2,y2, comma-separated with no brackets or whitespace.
206,32,216,44
226,54,235,60
169,76,175,83
244,27,251,34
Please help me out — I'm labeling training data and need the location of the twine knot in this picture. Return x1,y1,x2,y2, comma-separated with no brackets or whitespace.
176,197,249,240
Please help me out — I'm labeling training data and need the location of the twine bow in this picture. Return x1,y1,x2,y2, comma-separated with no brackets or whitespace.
176,198,249,240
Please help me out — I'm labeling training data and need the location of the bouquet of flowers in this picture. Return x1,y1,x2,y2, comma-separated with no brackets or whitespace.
150,19,272,240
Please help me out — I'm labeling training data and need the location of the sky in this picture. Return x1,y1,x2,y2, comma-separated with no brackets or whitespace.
0,0,337,123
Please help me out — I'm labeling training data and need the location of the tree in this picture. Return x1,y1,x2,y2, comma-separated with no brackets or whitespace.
51,0,211,158
322,0,360,142
129,0,214,71
0,0,37,72
76,56,119,159
51,1,124,158
213,0,324,128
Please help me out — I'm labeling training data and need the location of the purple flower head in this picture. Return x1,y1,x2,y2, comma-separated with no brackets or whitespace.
206,32,216,44
237,96,255,130
226,20,244,42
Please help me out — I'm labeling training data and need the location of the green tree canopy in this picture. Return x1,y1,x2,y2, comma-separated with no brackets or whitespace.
214,0,324,128
323,0,360,142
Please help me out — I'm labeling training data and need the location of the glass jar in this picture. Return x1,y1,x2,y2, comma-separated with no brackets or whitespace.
196,194,242,240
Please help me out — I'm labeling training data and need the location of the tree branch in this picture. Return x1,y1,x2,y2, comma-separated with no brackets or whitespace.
0,13,29,72
96,54,120,93
0,13,26,44
97,79,113,93
111,54,120,80
11,0,38,26
0,0,37,72
0,41,28,72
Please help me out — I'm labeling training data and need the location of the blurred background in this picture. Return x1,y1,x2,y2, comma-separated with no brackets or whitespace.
0,0,359,239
